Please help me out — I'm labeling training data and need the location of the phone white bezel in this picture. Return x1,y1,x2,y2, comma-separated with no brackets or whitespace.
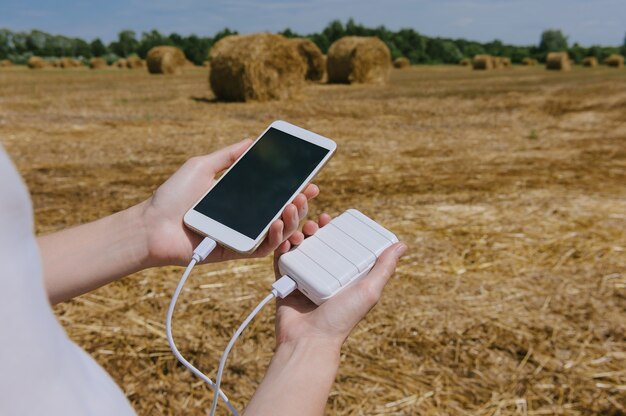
183,120,337,254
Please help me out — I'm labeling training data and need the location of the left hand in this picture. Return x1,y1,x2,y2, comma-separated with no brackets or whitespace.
140,139,318,266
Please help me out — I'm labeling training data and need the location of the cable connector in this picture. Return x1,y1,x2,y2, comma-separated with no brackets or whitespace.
272,275,297,298
192,237,217,262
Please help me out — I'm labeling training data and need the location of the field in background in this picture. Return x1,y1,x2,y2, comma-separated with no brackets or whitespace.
1,65,625,415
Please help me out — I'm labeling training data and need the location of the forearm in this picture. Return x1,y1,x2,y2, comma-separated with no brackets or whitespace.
37,201,151,304
245,338,341,416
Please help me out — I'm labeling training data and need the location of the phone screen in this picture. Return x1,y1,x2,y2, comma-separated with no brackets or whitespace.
193,128,330,239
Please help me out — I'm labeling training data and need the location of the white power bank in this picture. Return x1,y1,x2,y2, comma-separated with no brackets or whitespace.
278,209,398,305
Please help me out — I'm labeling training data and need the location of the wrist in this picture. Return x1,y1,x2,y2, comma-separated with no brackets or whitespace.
275,336,342,362
125,199,155,269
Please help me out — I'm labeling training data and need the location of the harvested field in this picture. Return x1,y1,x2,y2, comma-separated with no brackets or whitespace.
0,65,625,415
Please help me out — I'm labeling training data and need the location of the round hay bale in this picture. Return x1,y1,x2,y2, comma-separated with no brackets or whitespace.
393,57,411,69
0,59,13,67
472,54,493,70
146,46,186,75
546,52,571,71
27,56,47,69
90,57,108,69
582,56,598,67
501,57,512,68
209,33,306,102
58,57,83,68
604,54,624,68
458,58,471,66
522,57,538,66
202,60,210,67
290,38,325,81
115,58,128,68
126,56,145,69
327,36,391,84
492,56,504,69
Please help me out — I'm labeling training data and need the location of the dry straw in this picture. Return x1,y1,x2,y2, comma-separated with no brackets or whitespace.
522,57,538,66
327,36,391,84
393,57,411,69
58,57,83,69
472,54,493,70
115,58,128,69
546,52,571,71
0,59,12,67
289,38,326,81
126,56,146,69
458,58,471,66
147,46,187,75
89,58,108,69
27,56,47,69
209,33,306,102
604,54,624,68
582,56,598,67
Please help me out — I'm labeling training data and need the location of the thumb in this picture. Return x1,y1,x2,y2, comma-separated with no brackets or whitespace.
360,242,407,296
207,138,253,173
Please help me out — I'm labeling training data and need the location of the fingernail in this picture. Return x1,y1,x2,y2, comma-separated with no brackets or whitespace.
395,243,407,256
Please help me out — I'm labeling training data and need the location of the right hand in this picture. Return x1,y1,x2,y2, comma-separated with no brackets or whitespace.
272,215,407,348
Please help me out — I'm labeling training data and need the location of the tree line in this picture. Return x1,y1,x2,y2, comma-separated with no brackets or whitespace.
1,19,625,65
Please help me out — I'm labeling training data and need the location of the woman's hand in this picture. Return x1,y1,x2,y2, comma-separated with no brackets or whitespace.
141,139,319,267
244,216,406,415
272,215,407,349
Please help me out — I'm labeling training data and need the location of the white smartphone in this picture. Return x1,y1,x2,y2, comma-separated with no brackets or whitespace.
184,120,337,254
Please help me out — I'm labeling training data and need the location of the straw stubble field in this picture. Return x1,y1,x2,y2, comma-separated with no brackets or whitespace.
0,65,624,415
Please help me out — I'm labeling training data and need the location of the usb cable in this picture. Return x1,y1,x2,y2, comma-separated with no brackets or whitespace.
166,237,297,416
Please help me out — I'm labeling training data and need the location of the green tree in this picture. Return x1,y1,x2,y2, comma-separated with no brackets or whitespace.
109,30,138,57
90,38,107,56
539,29,568,53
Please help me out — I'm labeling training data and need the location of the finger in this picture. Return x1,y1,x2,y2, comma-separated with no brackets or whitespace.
277,240,291,254
302,220,319,237
287,231,304,247
273,240,291,278
319,213,332,227
359,243,407,298
302,183,319,200
292,193,308,220
206,138,253,173
281,204,299,240
258,220,283,257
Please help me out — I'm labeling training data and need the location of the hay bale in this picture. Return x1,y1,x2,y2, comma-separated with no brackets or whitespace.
327,36,391,84
501,57,512,68
27,56,47,69
90,57,108,69
125,56,145,69
393,57,411,69
209,33,306,101
458,58,471,66
115,58,128,68
202,60,210,67
522,57,538,66
582,56,598,67
604,54,624,68
472,54,493,70
290,38,325,81
146,46,186,75
546,52,571,71
0,59,13,67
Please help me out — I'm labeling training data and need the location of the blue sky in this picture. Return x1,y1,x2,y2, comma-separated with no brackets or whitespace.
1,0,625,46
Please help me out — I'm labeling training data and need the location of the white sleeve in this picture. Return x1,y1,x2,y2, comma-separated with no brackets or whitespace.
0,147,136,416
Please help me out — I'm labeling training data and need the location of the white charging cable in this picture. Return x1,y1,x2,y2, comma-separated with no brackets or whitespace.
166,236,297,416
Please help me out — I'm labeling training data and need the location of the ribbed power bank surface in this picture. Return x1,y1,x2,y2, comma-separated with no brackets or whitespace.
278,209,398,305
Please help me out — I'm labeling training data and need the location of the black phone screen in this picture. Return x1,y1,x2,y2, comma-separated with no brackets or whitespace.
193,128,330,239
